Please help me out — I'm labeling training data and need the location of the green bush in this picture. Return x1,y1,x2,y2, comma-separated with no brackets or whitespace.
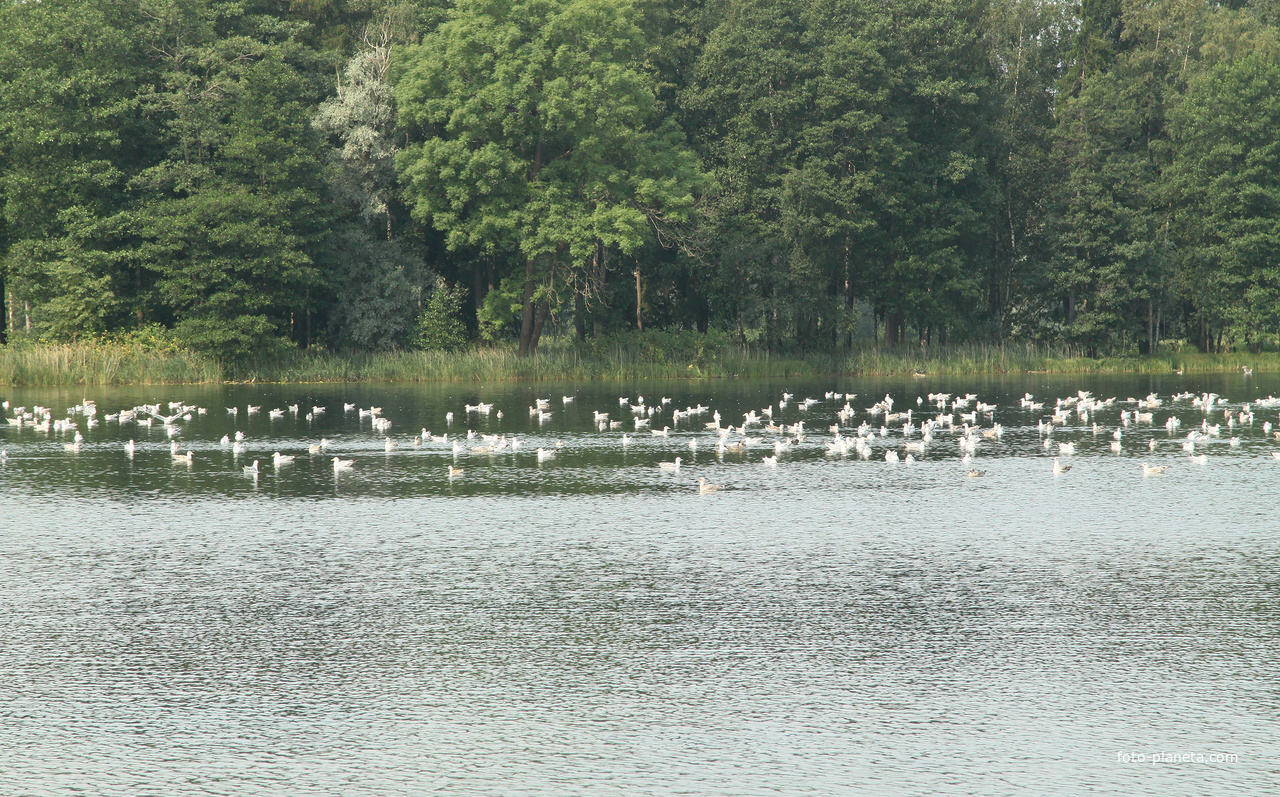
411,277,469,351
174,314,291,365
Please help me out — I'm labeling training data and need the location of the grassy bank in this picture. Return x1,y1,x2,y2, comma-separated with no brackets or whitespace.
845,344,1280,376
1,336,1276,386
0,341,222,386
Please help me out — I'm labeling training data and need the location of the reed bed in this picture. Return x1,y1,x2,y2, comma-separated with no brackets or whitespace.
3,338,1278,386
235,342,827,383
0,342,221,386
843,344,1280,376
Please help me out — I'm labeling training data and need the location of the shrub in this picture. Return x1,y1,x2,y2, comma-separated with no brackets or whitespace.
411,277,468,351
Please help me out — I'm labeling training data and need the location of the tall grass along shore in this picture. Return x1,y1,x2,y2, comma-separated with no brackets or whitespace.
1,336,1277,386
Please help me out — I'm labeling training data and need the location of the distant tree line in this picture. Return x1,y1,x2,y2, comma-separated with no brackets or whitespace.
3,0,1280,359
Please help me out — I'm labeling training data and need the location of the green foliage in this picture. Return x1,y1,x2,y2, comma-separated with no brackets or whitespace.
394,0,701,353
476,275,528,342
173,314,292,364
411,277,469,350
1168,24,1280,350
330,227,429,350
0,0,151,338
7,0,1280,367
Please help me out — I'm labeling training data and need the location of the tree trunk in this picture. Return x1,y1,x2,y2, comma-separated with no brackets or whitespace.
135,263,144,326
472,258,486,319
886,310,904,345
592,242,606,339
574,291,586,340
529,295,549,354
518,257,538,357
634,265,643,331
0,272,6,345
1145,300,1154,356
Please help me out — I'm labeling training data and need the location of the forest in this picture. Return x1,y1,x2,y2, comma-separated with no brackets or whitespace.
3,0,1280,363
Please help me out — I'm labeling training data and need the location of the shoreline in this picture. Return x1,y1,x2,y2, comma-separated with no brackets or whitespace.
0,340,1274,387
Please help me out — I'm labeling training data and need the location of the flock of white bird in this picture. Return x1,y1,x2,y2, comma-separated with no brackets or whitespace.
5,386,1280,492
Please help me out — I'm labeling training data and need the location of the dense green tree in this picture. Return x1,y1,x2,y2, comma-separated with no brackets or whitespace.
984,0,1070,341
1168,18,1280,351
0,0,153,339
314,5,435,350
1046,0,1203,355
128,1,334,361
684,0,996,349
4,0,1280,358
394,0,700,355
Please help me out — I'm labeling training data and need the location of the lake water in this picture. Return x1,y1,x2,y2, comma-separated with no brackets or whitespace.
2,374,1277,796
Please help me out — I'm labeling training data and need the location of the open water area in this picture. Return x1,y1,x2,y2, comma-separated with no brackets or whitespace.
1,373,1278,796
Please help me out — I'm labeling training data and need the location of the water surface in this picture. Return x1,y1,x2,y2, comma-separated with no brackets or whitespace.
2,374,1277,795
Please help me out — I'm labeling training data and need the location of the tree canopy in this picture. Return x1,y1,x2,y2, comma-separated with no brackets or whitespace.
3,0,1280,355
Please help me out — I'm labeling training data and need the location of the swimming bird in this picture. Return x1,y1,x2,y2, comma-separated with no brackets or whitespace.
273,452,295,467
536,448,555,462
447,465,464,478
243,460,259,475
697,477,721,494
172,450,193,464
1052,457,1072,475
967,469,986,477
658,457,682,472
1189,453,1208,464
1141,463,1167,475
333,457,354,472
762,454,778,466
384,437,396,452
